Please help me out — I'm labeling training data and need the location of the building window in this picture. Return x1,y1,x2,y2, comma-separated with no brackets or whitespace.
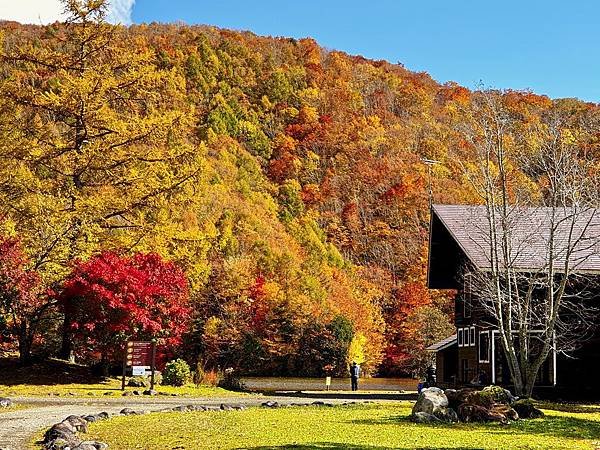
470,326,476,347
479,331,490,363
458,328,464,347
464,274,472,318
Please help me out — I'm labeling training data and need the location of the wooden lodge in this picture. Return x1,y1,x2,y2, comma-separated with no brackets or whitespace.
426,204,600,396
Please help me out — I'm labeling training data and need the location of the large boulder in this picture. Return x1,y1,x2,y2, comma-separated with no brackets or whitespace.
446,388,477,411
512,399,544,419
457,404,494,423
43,422,81,449
457,403,518,423
63,415,88,433
434,407,459,423
490,404,519,421
410,411,441,423
482,385,517,405
461,385,516,409
73,442,108,450
412,387,449,416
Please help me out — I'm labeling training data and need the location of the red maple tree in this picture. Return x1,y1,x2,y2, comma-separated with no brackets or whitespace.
0,236,48,364
59,251,191,366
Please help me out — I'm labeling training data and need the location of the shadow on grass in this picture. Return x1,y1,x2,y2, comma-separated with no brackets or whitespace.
538,402,600,414
237,444,472,450
0,356,106,386
351,412,600,443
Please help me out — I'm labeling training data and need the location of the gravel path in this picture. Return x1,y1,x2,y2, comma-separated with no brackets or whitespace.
0,395,359,450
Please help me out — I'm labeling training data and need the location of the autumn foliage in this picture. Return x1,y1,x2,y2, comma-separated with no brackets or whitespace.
1,0,598,375
59,252,191,365
0,236,46,363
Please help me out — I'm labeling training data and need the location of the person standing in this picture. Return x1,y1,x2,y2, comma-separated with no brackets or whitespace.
350,361,360,391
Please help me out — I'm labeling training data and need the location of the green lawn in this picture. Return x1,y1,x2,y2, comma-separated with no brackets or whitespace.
0,377,247,398
0,357,248,398
82,402,600,449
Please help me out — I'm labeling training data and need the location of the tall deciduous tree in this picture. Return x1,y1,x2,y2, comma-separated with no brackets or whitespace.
0,0,200,284
0,236,50,364
59,251,191,367
456,89,600,396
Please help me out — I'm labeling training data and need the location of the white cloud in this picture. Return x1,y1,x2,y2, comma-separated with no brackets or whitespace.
105,0,135,25
0,0,66,25
0,0,135,25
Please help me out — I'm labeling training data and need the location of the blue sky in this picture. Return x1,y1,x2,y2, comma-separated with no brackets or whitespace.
4,1,599,102
131,0,600,103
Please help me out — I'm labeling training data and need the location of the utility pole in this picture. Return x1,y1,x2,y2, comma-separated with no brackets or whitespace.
421,158,441,207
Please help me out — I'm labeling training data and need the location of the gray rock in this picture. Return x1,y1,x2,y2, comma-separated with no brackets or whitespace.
97,412,110,420
433,407,459,423
512,399,544,419
71,443,97,450
410,411,441,423
261,401,279,408
83,415,98,423
171,405,188,412
76,441,108,450
412,387,449,416
142,389,158,396
0,398,12,408
127,377,147,388
220,403,233,411
45,437,76,450
43,423,81,448
63,415,88,432
119,408,138,415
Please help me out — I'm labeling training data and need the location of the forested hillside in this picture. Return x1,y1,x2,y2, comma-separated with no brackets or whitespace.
1,0,598,376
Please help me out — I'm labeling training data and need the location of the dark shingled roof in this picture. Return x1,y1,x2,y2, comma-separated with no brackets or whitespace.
426,334,457,352
432,204,600,274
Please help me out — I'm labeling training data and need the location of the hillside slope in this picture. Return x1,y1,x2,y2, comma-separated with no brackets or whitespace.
1,12,598,375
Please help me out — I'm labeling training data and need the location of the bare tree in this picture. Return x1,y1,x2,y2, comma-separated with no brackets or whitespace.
455,89,600,397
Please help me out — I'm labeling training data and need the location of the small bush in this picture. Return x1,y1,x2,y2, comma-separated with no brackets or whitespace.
162,359,191,386
127,376,148,388
192,361,222,387
151,370,163,386
202,369,222,387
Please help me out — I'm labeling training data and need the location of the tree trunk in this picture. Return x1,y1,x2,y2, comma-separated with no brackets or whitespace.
18,325,33,366
59,311,73,360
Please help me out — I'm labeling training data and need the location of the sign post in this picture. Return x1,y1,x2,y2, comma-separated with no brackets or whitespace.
121,354,126,391
150,339,157,391
123,341,154,390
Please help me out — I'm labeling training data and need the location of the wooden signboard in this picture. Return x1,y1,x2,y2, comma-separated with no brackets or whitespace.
122,340,157,391
126,341,153,367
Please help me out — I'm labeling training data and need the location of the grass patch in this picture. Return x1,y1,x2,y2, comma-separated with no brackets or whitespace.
83,402,600,449
0,403,32,413
0,378,248,398
0,357,249,398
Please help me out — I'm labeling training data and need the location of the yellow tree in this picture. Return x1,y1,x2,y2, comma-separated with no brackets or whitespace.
0,0,203,358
